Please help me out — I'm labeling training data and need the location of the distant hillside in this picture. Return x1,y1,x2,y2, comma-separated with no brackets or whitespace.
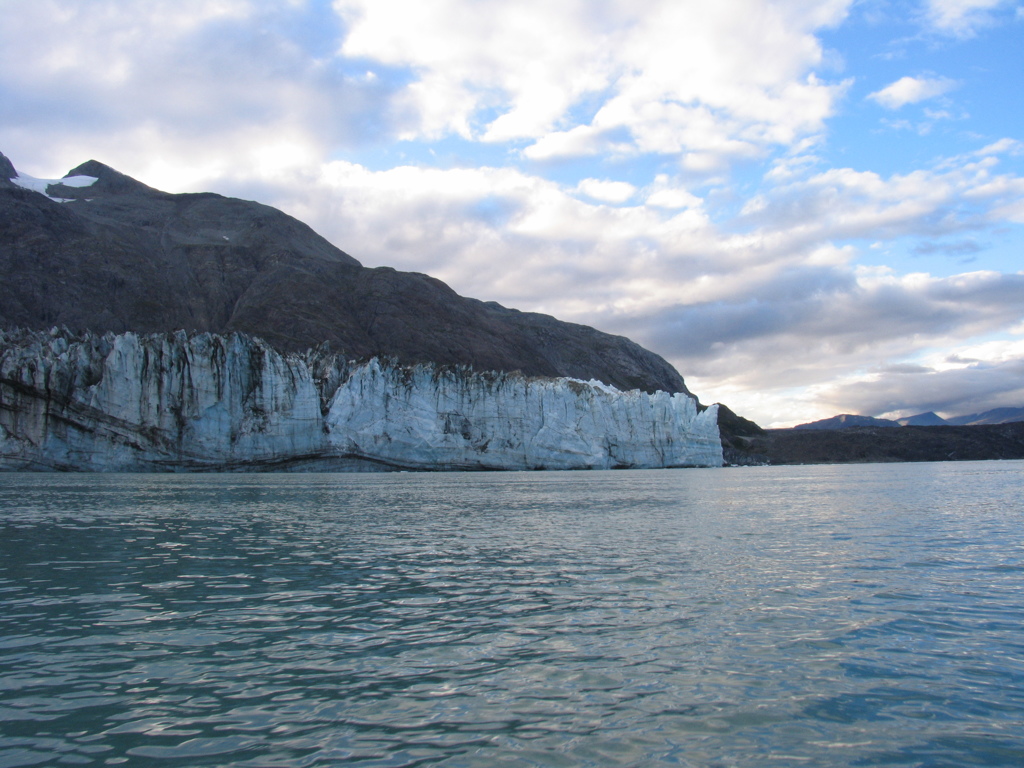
739,423,1024,465
719,407,1024,465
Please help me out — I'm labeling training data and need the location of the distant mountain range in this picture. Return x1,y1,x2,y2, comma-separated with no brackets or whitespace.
794,407,1024,430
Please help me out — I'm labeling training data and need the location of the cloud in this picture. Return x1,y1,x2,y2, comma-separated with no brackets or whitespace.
645,176,705,210
868,76,958,109
234,160,723,318
821,344,1024,420
912,239,983,258
922,0,1015,36
334,0,851,170
735,149,1024,251
627,269,1024,425
0,0,401,187
2,0,850,183
575,178,637,203
523,126,632,162
976,138,1024,157
334,0,617,141
625,268,1024,369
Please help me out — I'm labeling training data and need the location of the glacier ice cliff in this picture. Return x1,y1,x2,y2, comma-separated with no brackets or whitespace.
0,329,722,471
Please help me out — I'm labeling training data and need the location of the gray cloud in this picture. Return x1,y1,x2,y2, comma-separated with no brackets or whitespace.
616,270,1024,362
826,357,1024,418
589,268,1024,420
874,363,934,374
912,239,984,258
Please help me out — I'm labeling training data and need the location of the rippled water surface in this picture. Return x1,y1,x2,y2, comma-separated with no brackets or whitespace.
2,462,1024,767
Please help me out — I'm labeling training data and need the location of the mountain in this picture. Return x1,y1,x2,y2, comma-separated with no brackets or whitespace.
794,408,1024,431
0,151,688,397
946,407,1024,426
793,414,899,430
896,411,948,426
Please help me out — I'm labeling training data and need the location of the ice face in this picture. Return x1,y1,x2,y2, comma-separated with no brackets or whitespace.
324,359,723,470
0,329,723,471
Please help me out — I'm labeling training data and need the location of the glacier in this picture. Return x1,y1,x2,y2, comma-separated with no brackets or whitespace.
0,328,723,471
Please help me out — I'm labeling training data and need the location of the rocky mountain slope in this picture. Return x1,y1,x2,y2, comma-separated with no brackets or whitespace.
0,152,688,397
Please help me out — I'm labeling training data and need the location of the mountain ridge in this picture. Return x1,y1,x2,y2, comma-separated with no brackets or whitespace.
794,407,1024,430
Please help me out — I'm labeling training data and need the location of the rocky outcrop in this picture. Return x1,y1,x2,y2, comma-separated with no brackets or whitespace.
0,153,15,182
0,329,722,471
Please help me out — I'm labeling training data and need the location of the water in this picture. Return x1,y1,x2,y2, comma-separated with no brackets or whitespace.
1,462,1023,767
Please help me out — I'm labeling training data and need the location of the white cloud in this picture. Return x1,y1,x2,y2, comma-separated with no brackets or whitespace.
923,0,1014,36
522,126,628,161
335,0,614,141
976,138,1024,157
0,0,409,191
308,161,712,304
736,149,1024,254
334,0,851,169
868,75,958,109
575,178,637,203
645,269,1024,425
645,177,704,210
7,0,254,87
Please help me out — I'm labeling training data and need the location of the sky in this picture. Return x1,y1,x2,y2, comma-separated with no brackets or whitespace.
1,0,1023,427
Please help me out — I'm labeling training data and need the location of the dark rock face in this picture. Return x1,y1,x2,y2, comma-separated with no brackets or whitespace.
0,153,15,182
0,154,689,396
716,403,767,465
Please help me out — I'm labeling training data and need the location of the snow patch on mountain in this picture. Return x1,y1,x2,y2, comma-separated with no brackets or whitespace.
11,172,98,202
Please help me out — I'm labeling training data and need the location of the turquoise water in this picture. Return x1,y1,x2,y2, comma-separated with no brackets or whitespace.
1,462,1023,767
